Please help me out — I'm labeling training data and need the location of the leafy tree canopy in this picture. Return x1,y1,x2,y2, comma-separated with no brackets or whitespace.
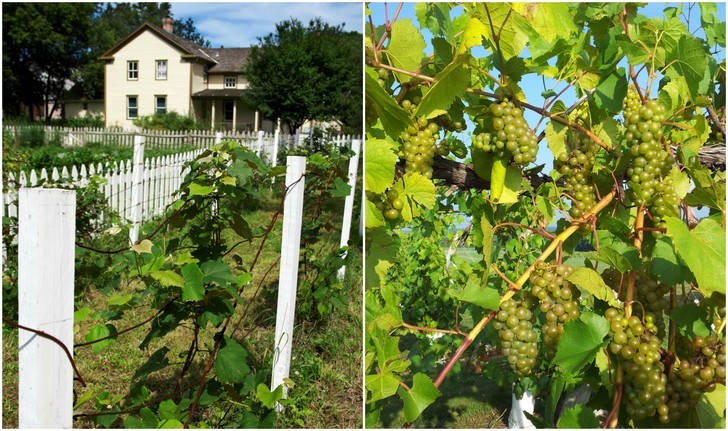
243,18,362,134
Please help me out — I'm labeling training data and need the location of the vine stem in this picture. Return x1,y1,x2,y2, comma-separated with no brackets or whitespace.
2,316,86,387
401,322,461,336
609,206,646,428
432,190,616,389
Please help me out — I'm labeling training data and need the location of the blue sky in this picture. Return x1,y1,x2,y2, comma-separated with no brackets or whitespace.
368,2,726,174
170,1,363,48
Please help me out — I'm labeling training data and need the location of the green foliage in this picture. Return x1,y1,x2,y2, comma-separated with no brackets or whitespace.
365,2,726,428
132,111,206,131
244,18,362,133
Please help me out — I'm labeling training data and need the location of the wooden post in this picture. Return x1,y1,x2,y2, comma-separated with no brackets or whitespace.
18,188,75,429
271,156,306,409
129,135,145,244
257,130,265,158
271,127,280,184
215,131,222,144
338,139,361,279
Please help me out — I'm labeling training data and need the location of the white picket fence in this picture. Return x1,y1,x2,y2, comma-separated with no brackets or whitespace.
2,125,360,153
11,139,362,427
3,148,202,228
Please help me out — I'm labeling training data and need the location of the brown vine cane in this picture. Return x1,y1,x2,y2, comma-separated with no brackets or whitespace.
430,189,617,389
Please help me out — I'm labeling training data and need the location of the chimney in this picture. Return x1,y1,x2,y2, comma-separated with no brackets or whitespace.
162,17,173,33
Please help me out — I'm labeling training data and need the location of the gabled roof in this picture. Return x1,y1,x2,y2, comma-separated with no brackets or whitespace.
204,48,250,73
99,21,216,64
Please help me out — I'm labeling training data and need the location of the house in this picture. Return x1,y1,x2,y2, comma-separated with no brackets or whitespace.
62,84,104,119
98,18,271,132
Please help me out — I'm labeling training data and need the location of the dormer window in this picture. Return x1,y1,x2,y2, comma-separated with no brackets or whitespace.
203,66,208,84
127,61,138,80
156,60,167,80
224,76,237,88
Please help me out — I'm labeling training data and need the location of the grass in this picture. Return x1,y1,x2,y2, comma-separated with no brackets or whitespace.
2,183,362,428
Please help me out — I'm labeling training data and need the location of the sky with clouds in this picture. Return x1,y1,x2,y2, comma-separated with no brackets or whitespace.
170,2,363,48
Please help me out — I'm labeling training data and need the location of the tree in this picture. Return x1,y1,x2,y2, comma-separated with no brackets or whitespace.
365,2,726,429
2,2,96,120
243,18,362,134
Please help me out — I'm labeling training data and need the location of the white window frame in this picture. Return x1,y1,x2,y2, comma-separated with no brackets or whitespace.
224,76,237,88
127,61,138,80
155,60,167,80
127,96,138,119
155,95,166,114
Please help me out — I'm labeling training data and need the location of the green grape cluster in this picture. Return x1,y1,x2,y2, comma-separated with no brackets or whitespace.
400,97,440,179
623,87,679,230
633,272,670,339
664,336,726,423
473,99,538,166
493,296,539,378
555,135,599,220
529,262,580,357
367,189,404,221
605,308,668,420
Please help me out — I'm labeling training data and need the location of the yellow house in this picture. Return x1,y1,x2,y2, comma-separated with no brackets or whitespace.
99,18,267,132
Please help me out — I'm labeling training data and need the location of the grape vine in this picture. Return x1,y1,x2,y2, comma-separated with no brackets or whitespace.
365,2,726,428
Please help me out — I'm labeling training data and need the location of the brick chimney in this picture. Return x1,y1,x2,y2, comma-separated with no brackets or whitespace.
162,17,173,33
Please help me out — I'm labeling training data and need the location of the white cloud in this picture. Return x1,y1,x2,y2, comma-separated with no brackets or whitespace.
170,2,362,48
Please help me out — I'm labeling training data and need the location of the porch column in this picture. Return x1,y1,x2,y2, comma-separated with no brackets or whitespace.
233,100,237,132
211,100,216,130
254,110,260,132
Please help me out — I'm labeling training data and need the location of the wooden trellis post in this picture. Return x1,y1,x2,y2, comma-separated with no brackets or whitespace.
18,188,76,429
338,139,361,279
271,156,306,409
129,135,145,244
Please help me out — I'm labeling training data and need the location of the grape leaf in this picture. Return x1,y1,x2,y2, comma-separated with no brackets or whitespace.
665,217,725,298
513,3,576,43
181,263,205,302
256,383,283,409
592,244,640,272
365,199,385,228
131,239,153,254
188,182,214,197
385,19,426,83
593,118,623,149
566,267,621,307
651,236,690,286
670,304,711,338
86,324,116,353
397,373,440,423
133,347,170,380
215,337,250,384
392,172,436,222
201,260,238,287
475,3,534,59
151,270,184,288
545,121,568,159
365,139,398,194
557,404,600,428
459,17,489,54
456,279,500,309
553,312,609,374
593,68,628,114
665,35,709,98
366,373,400,402
415,56,471,119
365,72,413,138
481,216,494,273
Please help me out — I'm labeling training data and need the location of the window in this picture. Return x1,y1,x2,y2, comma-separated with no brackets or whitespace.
127,61,138,80
156,60,167,80
224,76,237,88
82,102,88,110
203,66,208,84
223,100,234,122
155,96,166,114
127,96,138,119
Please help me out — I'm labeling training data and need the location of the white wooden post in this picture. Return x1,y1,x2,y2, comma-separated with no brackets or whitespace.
215,131,223,144
129,135,145,244
271,156,306,409
337,139,361,279
257,130,265,158
18,188,75,429
509,388,536,429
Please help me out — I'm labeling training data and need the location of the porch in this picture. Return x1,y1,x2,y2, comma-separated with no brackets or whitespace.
192,89,271,133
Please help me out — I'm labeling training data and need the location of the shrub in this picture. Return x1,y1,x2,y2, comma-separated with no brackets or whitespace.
133,111,204,131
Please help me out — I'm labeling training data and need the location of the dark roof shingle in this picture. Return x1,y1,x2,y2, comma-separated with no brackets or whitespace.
204,48,250,73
